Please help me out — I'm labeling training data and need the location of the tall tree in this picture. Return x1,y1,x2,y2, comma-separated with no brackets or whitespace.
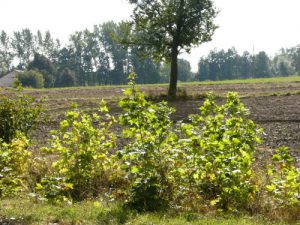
177,59,192,82
239,51,252,79
100,21,130,85
254,51,271,77
11,29,35,68
0,31,14,75
69,31,85,85
198,57,210,81
28,53,58,87
223,48,239,79
56,68,76,87
92,25,111,85
131,52,161,84
82,29,97,85
290,46,300,74
128,0,217,97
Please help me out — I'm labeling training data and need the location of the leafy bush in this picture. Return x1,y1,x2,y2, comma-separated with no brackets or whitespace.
56,68,76,87
0,133,30,197
17,70,45,88
0,86,44,143
37,102,119,201
28,53,58,88
179,92,262,210
266,146,300,208
118,74,177,211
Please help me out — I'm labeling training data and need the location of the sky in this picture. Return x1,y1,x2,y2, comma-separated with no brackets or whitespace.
1,0,300,71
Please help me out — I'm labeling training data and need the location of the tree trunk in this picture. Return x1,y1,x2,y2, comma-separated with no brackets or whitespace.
168,46,178,98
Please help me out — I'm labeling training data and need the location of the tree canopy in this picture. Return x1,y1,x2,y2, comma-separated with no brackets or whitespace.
128,0,218,97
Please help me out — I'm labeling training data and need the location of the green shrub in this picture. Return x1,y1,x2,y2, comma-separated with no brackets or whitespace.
0,86,44,143
119,74,177,211
266,146,300,208
37,102,118,201
179,92,262,211
56,68,76,87
0,132,30,197
17,70,45,88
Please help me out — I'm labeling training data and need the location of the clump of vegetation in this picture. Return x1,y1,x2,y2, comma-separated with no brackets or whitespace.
179,92,262,211
0,133,30,197
119,73,177,211
0,85,44,197
17,70,45,88
0,85,44,143
36,102,119,201
266,146,300,218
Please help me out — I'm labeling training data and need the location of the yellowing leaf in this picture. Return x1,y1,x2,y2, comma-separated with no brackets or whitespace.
131,166,139,174
36,183,43,190
94,201,102,208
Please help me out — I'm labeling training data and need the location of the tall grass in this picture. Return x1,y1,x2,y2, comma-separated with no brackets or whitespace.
0,198,290,225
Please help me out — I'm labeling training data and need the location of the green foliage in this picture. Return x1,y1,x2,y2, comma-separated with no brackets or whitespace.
56,68,76,87
38,102,118,201
28,53,57,75
119,74,177,211
266,146,300,208
4,73,298,219
0,30,14,74
159,60,193,83
128,0,217,96
179,92,262,210
11,29,35,68
129,0,217,60
17,70,45,88
28,53,58,88
178,59,192,82
0,133,30,197
0,86,44,143
0,76,282,216
1,198,281,225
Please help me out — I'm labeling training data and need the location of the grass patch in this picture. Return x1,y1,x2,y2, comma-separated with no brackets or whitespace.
0,198,292,225
0,198,132,225
182,76,300,85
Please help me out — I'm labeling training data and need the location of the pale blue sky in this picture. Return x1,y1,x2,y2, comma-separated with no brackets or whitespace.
1,0,300,71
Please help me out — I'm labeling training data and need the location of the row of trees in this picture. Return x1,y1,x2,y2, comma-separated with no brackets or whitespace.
1,28,300,88
0,25,195,88
0,24,165,87
198,46,300,81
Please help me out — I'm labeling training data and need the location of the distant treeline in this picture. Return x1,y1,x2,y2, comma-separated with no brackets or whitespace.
198,47,300,81
0,22,299,88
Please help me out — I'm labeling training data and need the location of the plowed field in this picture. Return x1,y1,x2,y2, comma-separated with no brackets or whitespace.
2,80,299,158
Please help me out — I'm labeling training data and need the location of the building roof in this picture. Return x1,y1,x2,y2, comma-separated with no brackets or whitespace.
0,70,20,87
